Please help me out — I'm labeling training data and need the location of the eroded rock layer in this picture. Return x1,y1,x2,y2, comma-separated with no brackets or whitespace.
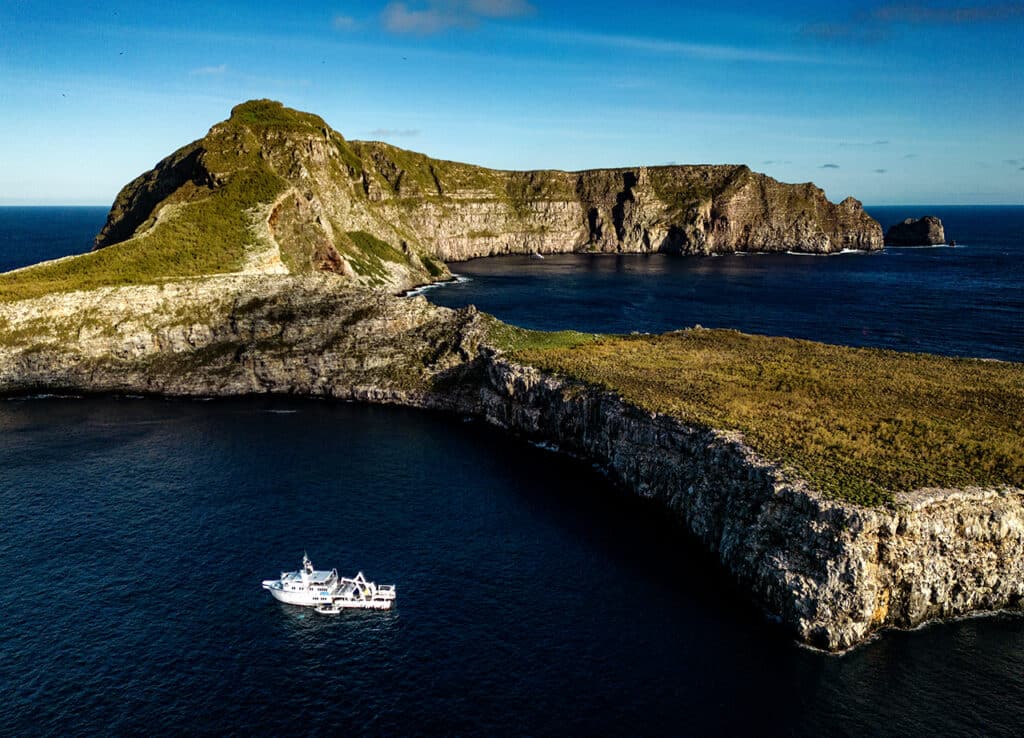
478,359,1024,651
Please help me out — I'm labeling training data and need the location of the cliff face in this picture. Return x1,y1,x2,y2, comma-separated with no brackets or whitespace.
0,275,485,403
477,360,1024,651
1,281,1019,651
87,100,882,293
885,216,946,246
363,161,882,260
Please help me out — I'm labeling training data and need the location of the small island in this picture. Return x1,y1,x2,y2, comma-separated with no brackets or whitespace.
885,216,947,246
1,101,1021,651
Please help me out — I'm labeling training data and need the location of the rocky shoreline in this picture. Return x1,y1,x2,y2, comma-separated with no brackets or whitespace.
2,276,1021,651
476,358,1024,651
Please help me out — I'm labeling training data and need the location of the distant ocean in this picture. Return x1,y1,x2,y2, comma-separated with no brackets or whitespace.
427,206,1024,363
2,207,1023,736
3,205,1021,362
0,206,106,273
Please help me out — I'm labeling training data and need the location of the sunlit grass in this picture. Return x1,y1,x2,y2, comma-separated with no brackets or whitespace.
504,327,1024,507
0,158,286,303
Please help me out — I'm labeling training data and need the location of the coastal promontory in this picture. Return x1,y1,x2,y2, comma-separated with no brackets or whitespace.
82,99,883,296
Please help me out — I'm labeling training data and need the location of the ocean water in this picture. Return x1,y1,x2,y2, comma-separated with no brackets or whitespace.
2,206,1024,736
2,398,1024,737
427,206,1024,362
0,206,106,273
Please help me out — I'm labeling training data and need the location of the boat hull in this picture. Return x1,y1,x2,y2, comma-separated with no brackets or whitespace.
315,600,393,613
262,582,332,607
262,563,396,611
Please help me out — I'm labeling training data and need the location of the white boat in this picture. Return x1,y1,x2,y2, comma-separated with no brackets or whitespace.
262,553,396,611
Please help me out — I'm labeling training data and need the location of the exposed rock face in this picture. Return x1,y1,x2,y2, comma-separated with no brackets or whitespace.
0,275,486,403
362,161,884,260
1,280,1020,651
91,100,883,292
478,359,1024,651
885,216,946,246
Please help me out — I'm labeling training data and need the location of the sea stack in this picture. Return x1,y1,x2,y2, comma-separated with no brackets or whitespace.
885,216,946,246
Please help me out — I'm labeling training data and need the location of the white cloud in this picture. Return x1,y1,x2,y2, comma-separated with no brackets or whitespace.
382,0,534,34
530,29,825,64
191,64,227,76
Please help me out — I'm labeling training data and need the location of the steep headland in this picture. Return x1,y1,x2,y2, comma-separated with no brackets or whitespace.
0,100,881,301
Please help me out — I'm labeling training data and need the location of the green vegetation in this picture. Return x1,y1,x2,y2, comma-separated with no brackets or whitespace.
346,231,406,264
227,99,328,133
351,140,509,198
505,172,576,216
349,141,579,213
329,230,412,287
487,320,602,354
421,255,446,278
343,231,405,282
0,166,287,302
646,165,749,223
503,327,1024,507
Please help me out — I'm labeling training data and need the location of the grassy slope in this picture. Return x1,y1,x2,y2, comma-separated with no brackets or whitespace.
495,325,1024,507
0,101,313,303
0,168,286,303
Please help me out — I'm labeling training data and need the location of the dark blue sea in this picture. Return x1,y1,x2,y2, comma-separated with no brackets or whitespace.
1,206,1023,736
427,206,1024,363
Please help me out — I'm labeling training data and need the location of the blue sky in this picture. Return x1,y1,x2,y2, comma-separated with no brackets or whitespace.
1,0,1022,205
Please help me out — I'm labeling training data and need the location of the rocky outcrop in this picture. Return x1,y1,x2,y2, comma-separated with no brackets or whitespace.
362,161,883,261
885,216,946,246
1,279,1020,651
89,100,883,292
477,359,1024,650
0,274,486,404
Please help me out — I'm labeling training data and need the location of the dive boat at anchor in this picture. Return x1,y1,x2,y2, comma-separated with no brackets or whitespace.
262,553,396,611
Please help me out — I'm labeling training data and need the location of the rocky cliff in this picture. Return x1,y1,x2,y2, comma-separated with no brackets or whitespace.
478,359,1024,650
0,275,486,403
1,280,1020,651
84,100,882,293
885,216,946,246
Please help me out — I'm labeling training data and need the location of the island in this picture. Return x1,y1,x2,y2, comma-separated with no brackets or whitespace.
885,216,947,246
1,100,1020,651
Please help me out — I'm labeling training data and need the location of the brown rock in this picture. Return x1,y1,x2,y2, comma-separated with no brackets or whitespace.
885,216,946,246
